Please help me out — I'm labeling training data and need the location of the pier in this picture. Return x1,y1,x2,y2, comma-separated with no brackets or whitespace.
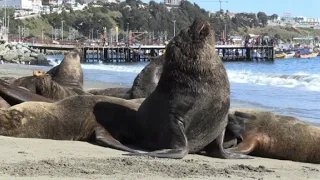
28,44,274,62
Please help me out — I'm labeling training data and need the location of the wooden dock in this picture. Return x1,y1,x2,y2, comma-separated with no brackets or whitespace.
28,44,274,63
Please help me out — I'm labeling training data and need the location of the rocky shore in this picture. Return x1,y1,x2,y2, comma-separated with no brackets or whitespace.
0,42,49,65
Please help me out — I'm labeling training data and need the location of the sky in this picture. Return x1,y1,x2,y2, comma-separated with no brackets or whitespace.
140,0,320,18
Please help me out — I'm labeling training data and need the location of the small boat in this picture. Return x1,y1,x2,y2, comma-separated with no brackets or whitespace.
274,51,286,59
300,53,318,59
284,51,295,58
275,54,286,59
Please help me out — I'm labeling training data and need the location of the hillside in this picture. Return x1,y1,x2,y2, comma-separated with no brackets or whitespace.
3,0,319,43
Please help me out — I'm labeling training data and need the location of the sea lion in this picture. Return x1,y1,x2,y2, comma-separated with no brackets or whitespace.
127,18,248,159
8,50,87,102
35,74,90,101
46,49,83,89
0,95,145,153
33,70,46,77
87,55,164,99
0,77,17,84
128,55,164,99
0,79,54,105
87,88,132,99
11,76,40,93
227,108,320,164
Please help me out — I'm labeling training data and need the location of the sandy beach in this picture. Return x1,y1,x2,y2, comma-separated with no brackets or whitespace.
0,64,319,180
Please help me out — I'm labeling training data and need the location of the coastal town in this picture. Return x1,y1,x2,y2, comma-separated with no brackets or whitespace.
0,0,318,63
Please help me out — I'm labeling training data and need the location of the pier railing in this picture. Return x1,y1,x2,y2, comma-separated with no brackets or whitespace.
28,44,274,63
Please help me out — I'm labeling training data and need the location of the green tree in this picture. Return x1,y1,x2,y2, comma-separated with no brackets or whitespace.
257,12,268,26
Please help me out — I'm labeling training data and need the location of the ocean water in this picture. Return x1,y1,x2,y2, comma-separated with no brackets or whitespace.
45,55,320,123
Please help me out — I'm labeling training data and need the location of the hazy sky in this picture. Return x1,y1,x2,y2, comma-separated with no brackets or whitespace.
140,0,320,18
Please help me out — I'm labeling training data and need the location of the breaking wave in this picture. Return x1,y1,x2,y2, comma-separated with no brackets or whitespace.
227,70,320,91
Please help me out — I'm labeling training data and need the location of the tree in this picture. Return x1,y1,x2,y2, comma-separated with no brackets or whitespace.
274,33,281,40
257,12,268,26
270,14,278,20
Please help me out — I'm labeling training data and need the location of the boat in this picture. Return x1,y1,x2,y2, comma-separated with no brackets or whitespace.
274,51,286,59
284,51,295,58
275,53,286,59
299,53,318,59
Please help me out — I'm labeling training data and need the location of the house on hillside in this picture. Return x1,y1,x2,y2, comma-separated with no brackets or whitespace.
164,0,182,8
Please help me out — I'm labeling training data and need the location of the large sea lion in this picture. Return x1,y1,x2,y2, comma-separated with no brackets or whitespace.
227,108,320,164
127,18,248,159
0,95,144,153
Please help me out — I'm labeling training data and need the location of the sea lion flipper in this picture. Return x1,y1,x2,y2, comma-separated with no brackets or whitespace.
204,129,254,159
124,120,189,159
0,79,54,105
227,134,259,155
125,148,189,159
234,111,256,120
94,126,145,153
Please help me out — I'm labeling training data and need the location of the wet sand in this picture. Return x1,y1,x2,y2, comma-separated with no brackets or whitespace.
0,63,319,180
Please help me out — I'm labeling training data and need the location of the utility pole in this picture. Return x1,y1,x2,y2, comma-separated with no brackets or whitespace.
61,20,64,41
127,22,129,45
173,20,176,37
96,29,99,40
18,26,20,42
4,0,6,33
201,0,228,11
216,0,228,11
41,27,44,43
91,29,94,41
7,15,9,33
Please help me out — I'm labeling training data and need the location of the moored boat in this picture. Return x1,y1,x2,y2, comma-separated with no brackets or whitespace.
300,52,318,59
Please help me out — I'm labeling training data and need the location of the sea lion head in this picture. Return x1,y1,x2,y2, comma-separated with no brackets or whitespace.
55,49,83,88
165,18,215,65
34,74,55,97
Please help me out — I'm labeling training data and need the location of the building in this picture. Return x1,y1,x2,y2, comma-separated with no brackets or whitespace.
0,0,42,13
164,0,182,7
0,0,33,10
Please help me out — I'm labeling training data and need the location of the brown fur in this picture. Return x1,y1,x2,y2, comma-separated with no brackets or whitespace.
35,74,89,101
0,77,17,84
0,95,143,153
12,76,39,93
128,55,164,99
0,79,53,106
33,70,46,77
46,49,83,89
228,108,320,164
87,88,131,99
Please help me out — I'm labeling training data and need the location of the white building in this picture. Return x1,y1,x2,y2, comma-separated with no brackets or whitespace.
164,0,182,7
0,0,42,13
0,0,33,10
